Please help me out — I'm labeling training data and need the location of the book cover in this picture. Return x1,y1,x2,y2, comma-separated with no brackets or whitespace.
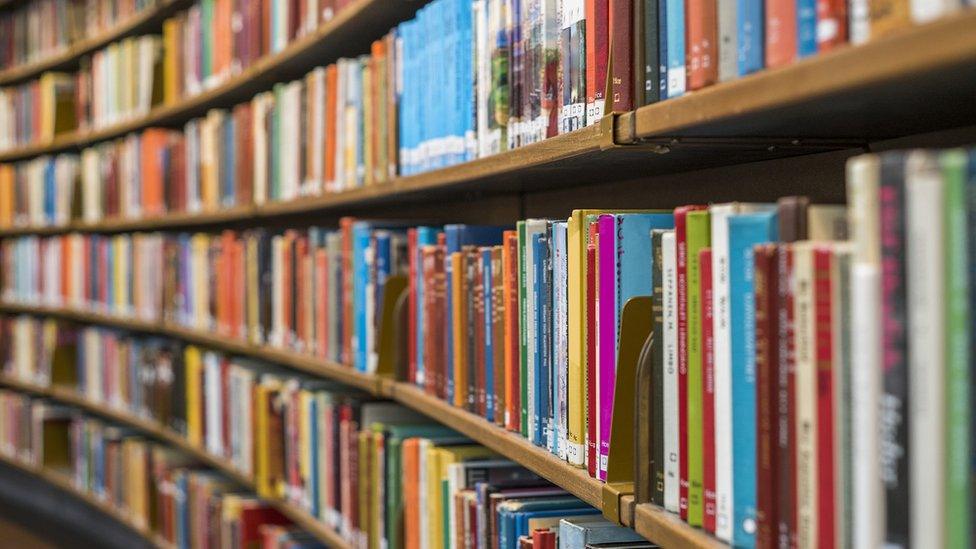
684,209,710,526
609,0,633,111
754,243,779,549
728,211,777,546
700,248,716,533
584,0,609,124
687,0,718,89
661,230,680,513
651,229,668,507
665,0,686,97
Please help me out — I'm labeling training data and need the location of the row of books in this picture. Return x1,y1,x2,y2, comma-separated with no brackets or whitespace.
0,389,324,549
0,0,160,72
2,147,973,548
0,0,361,152
0,323,653,549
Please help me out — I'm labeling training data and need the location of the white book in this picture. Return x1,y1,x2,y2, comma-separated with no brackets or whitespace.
251,95,268,206
831,246,853,549
662,230,680,513
845,154,884,549
204,351,223,456
792,241,818,549
905,151,945,549
717,0,737,81
553,221,569,460
911,0,961,23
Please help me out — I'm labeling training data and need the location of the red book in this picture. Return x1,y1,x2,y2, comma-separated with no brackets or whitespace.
407,229,418,383
765,0,797,68
295,236,309,348
754,244,779,549
780,245,798,547
674,205,706,518
700,248,716,533
609,0,633,111
815,0,847,51
585,0,609,122
687,0,719,90
585,221,599,478
814,246,835,549
503,231,520,432
238,505,289,547
315,248,329,358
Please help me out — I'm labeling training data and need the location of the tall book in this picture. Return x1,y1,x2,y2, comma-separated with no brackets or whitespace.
685,209,710,526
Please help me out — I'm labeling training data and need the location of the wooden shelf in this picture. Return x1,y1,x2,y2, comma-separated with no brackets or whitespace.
0,0,192,87
0,453,170,548
0,301,721,549
0,374,352,549
1,11,974,237
0,0,423,164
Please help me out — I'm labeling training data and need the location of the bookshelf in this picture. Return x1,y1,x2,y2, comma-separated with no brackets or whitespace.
0,453,168,547
0,374,353,549
0,302,728,548
0,0,193,87
0,9,972,236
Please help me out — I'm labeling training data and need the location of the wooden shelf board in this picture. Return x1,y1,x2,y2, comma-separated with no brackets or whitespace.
632,10,976,140
0,453,169,548
0,0,193,87
0,0,423,164
0,301,725,549
0,374,352,549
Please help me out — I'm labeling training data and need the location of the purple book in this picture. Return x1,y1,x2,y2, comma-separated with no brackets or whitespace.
597,214,618,481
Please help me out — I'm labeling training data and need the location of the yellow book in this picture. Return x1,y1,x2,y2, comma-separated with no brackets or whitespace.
254,381,272,497
451,252,465,408
426,445,495,549
566,209,649,466
162,18,179,105
358,430,372,544
0,164,13,227
298,389,312,507
185,345,203,446
191,234,210,328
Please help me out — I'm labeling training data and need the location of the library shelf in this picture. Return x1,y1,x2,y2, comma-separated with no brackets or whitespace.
0,0,193,87
0,301,722,549
0,452,169,548
0,0,423,164
1,11,975,237
0,374,353,549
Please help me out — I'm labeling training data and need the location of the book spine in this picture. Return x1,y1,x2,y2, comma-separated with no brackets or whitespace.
796,0,818,58
700,248,716,533
685,210,710,527
608,0,632,112
879,152,910,549
776,244,796,549
675,208,690,519
814,246,835,549
597,214,616,479
717,0,737,80
504,231,521,432
815,0,847,50
651,230,666,506
793,243,817,549
754,244,778,549
905,151,945,548
586,220,599,477
662,230,679,513
687,0,717,89
584,0,608,124
665,0,685,97
738,0,763,75
558,0,586,133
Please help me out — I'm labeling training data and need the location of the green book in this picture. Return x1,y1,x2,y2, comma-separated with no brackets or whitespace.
685,210,711,526
201,0,214,78
941,149,970,549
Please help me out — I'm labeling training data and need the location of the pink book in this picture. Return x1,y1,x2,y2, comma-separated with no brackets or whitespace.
597,214,617,481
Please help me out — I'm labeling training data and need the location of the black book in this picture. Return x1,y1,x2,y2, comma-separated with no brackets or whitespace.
635,0,660,106
879,152,909,547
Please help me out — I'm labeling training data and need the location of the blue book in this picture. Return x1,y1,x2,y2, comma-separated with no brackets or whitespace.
444,225,507,400
223,115,236,206
737,0,764,75
658,0,669,101
550,222,568,456
44,159,55,223
666,0,686,98
352,223,374,372
414,226,441,387
797,0,817,58
374,231,392,330
496,497,588,549
483,247,495,422
308,395,319,517
534,233,551,447
727,211,777,548
513,508,600,541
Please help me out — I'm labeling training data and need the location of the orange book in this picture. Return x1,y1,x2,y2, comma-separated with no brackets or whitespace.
687,0,718,90
315,248,329,358
502,231,520,432
402,438,421,549
282,231,296,347
451,251,467,408
232,237,245,339
324,64,338,190
140,129,171,217
295,236,309,349
384,32,398,181
765,0,797,68
0,165,12,227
